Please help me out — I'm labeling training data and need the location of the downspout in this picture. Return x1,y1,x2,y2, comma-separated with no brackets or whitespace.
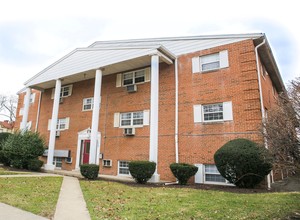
255,39,271,190
175,58,179,163
165,58,179,186
34,91,42,132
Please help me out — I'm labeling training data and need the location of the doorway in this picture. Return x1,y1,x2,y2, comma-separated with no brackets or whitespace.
82,140,90,164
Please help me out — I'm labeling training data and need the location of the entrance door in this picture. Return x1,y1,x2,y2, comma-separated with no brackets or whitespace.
82,140,90,164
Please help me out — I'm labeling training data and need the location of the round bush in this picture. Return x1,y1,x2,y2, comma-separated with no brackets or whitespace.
170,163,198,185
214,138,273,188
129,161,156,184
80,164,99,180
28,159,44,171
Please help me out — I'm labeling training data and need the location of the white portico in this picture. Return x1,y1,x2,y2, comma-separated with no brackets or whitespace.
20,44,175,182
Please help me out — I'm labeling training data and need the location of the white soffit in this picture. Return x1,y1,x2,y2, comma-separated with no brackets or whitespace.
25,46,170,88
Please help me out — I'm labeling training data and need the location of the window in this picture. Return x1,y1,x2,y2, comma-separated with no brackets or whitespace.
123,69,145,86
30,93,36,103
204,165,227,183
19,108,24,116
200,53,220,71
57,118,67,130
103,159,112,167
194,101,233,123
120,111,143,127
53,157,63,168
51,85,73,99
192,50,229,73
82,97,94,111
118,161,130,175
26,121,32,131
48,118,70,131
203,103,223,122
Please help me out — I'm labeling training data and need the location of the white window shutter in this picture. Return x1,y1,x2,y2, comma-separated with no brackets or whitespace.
219,50,229,68
144,67,151,82
192,57,200,73
116,74,122,87
51,88,55,99
194,164,204,183
143,110,150,126
114,113,120,127
19,108,24,116
223,101,233,121
68,85,73,96
48,119,52,130
193,105,202,123
65,117,70,129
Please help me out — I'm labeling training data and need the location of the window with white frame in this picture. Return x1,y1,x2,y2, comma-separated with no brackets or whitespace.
82,97,94,111
53,157,63,168
123,69,145,86
120,111,143,127
56,118,67,130
51,85,73,99
203,103,224,122
19,107,24,116
30,93,36,103
118,161,130,175
194,101,233,123
200,53,220,72
48,118,70,131
204,164,227,183
192,50,229,73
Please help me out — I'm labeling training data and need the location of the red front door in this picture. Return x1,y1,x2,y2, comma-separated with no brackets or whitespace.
82,140,90,164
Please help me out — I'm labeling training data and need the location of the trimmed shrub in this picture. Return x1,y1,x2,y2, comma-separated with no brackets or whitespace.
28,159,44,171
170,163,198,185
80,164,99,180
0,132,12,149
214,138,273,188
129,161,156,184
2,131,46,169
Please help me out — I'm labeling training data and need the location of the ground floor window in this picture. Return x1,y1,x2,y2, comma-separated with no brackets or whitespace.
204,164,226,183
118,161,130,175
53,157,63,168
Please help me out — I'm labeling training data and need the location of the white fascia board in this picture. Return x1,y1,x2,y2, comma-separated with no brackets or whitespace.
89,33,265,48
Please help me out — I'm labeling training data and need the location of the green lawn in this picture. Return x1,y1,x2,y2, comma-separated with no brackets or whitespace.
0,167,31,175
80,180,300,220
0,177,63,218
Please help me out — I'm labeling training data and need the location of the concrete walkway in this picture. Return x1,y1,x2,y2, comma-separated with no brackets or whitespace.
0,202,49,220
54,176,91,220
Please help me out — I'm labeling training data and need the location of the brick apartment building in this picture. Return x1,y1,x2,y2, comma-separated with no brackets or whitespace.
15,33,285,185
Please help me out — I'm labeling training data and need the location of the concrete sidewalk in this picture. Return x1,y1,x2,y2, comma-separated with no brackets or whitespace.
0,202,49,220
54,176,91,220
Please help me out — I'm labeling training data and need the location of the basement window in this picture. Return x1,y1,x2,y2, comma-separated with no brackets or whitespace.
118,161,130,175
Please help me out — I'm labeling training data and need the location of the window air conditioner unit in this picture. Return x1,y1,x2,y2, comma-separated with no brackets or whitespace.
55,130,60,137
59,98,64,103
126,84,137,93
65,157,72,164
124,127,135,136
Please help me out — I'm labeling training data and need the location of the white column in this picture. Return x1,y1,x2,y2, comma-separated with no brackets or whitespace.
20,87,31,131
89,69,102,164
149,54,160,182
45,79,61,170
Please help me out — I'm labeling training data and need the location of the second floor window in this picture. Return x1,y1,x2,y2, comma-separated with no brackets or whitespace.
123,69,145,86
120,111,143,127
82,98,94,111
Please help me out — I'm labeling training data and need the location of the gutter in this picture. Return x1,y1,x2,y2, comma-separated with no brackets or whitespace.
255,39,271,190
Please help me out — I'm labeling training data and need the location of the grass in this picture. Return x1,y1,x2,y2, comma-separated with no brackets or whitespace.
80,180,300,220
0,176,63,218
0,167,31,175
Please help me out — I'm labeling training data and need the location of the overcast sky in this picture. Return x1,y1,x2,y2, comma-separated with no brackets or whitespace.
0,0,299,97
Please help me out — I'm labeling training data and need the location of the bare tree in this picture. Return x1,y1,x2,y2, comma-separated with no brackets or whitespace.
0,95,17,122
262,77,300,172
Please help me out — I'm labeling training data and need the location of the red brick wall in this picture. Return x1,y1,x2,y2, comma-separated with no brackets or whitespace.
15,39,281,182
